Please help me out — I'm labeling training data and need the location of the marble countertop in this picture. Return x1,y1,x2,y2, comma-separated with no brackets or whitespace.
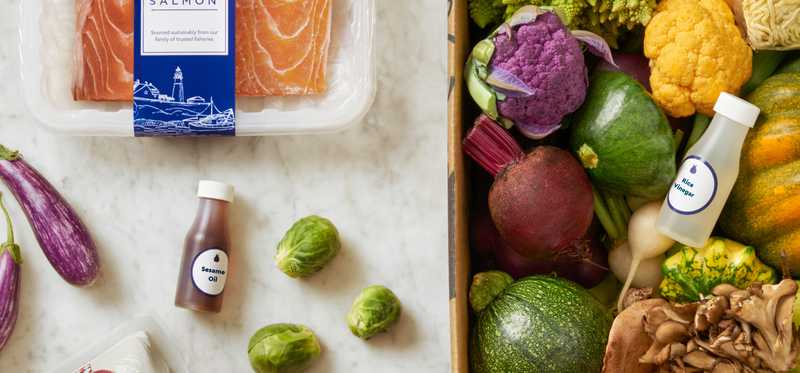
0,1,450,371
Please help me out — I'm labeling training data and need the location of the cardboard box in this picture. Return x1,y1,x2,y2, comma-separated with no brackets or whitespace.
447,0,470,372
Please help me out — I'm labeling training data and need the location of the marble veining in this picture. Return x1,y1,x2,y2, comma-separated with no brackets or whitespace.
0,1,449,371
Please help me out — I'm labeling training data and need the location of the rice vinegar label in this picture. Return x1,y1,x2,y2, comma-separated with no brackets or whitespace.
667,156,718,215
191,248,228,296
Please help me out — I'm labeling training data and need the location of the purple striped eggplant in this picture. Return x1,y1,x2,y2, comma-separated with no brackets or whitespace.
0,145,98,286
0,193,20,351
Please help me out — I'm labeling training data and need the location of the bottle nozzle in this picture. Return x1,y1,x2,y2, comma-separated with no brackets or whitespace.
713,92,760,128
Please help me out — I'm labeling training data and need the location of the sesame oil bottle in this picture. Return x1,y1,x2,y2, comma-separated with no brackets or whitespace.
175,180,233,313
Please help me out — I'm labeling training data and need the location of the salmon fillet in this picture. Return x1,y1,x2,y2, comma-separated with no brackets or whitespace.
72,0,331,101
236,0,331,96
73,0,134,101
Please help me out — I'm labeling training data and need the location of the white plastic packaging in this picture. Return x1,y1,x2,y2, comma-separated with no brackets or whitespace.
48,315,187,373
19,0,375,136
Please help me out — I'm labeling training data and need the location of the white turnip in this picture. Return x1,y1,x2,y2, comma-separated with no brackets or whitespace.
617,202,674,310
608,242,663,288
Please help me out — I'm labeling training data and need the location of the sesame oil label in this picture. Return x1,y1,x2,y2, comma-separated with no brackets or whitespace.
191,248,228,296
667,156,718,215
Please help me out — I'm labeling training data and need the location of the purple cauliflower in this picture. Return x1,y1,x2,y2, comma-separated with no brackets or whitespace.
493,13,587,137
465,8,602,139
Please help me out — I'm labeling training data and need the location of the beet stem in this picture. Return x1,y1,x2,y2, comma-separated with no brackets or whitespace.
580,257,609,271
462,115,524,177
556,240,609,271
602,190,629,238
592,186,619,240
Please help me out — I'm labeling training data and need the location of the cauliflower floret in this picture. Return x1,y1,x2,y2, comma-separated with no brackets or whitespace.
644,0,752,117
491,12,588,135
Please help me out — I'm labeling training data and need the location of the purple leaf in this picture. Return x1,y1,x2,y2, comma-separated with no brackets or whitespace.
516,121,562,140
506,5,547,28
572,30,617,68
496,23,513,40
486,67,536,98
494,6,550,43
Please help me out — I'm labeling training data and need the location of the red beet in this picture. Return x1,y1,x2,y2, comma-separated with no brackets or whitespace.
463,115,594,260
469,212,500,272
495,220,608,287
495,239,554,279
595,52,651,91
552,223,608,288
471,202,608,287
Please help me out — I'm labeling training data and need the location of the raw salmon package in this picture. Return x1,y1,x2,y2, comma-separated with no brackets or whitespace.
19,0,375,136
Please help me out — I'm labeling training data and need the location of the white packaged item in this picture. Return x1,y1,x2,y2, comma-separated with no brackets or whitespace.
49,315,187,373
18,0,375,136
72,332,169,373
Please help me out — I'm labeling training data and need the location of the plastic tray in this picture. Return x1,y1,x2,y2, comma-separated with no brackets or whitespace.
19,0,375,136
47,315,188,373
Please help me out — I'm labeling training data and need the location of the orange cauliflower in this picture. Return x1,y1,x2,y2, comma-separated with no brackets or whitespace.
643,0,752,118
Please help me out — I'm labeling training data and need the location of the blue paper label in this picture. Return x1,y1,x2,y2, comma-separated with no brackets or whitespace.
133,0,235,136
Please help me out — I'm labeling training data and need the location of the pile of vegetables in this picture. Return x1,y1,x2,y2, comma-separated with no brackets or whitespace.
0,144,101,353
465,7,616,138
246,215,404,372
0,145,99,287
462,2,800,372
607,280,799,372
469,0,657,47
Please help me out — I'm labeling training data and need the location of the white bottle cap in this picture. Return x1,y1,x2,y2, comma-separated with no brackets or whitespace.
198,180,234,203
713,92,760,128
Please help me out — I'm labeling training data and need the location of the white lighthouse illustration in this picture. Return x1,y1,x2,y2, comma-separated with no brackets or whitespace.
133,65,234,135
172,66,185,103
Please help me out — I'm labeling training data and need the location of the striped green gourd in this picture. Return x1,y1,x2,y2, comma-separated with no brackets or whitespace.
469,273,612,373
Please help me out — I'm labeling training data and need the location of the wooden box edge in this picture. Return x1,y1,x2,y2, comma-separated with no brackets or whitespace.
447,0,470,372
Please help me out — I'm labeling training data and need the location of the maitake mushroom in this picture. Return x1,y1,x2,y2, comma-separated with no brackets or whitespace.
640,280,799,372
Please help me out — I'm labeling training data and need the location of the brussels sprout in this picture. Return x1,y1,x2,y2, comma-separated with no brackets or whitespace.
248,323,321,373
347,285,402,339
275,215,340,278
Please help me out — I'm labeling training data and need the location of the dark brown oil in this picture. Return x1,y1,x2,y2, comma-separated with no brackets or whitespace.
175,197,230,313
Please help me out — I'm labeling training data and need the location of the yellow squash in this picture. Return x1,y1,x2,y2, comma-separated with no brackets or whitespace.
720,73,800,276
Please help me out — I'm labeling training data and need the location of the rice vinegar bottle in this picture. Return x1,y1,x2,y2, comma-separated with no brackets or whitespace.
655,93,760,247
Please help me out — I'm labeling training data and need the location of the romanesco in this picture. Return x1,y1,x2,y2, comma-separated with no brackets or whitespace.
587,0,656,30
503,0,588,26
476,0,656,47
469,0,506,28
